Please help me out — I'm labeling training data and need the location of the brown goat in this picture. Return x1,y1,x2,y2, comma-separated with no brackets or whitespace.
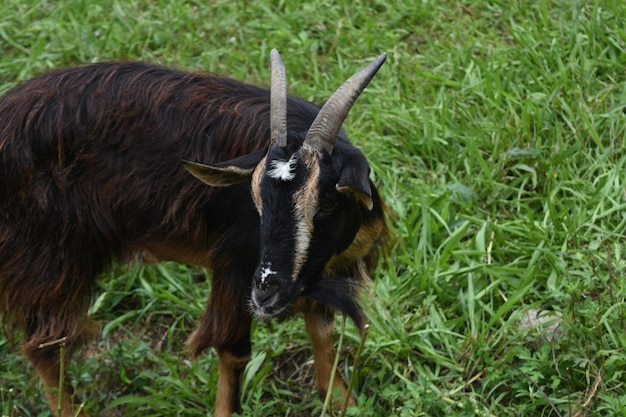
0,50,388,416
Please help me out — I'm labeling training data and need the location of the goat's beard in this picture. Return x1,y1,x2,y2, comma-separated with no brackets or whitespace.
247,276,365,330
301,277,365,331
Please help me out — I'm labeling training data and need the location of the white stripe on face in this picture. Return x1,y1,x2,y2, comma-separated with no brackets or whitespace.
291,147,321,281
259,262,277,285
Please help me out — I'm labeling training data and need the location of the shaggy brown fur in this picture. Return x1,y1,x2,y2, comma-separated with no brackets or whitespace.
0,61,388,416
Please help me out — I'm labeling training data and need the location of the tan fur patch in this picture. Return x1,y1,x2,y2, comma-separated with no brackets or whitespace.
325,218,384,273
251,155,267,215
303,303,355,408
215,350,251,417
291,147,321,281
300,143,322,167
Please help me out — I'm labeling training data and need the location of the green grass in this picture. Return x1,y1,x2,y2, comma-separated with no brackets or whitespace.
2,0,626,416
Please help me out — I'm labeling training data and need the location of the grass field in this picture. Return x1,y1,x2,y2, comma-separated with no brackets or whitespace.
2,0,626,416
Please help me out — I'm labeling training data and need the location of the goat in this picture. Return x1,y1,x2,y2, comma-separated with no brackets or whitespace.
0,49,388,416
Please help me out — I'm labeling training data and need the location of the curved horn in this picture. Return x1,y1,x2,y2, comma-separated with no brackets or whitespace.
304,53,387,154
270,49,288,148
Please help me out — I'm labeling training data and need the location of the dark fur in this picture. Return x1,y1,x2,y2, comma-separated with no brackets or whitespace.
0,61,388,407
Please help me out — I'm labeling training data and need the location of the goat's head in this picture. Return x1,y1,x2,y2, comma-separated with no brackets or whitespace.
184,50,386,322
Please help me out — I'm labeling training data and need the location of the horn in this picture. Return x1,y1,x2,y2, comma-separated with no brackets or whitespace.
304,53,387,154
270,49,288,148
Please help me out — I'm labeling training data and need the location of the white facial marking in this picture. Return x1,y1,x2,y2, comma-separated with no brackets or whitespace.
291,156,320,281
292,216,311,281
259,262,277,285
267,153,298,181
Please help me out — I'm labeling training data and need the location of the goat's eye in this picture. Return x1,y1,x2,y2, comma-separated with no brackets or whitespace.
317,200,339,215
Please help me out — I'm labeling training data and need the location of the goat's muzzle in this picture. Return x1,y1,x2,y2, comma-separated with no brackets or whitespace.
250,266,297,318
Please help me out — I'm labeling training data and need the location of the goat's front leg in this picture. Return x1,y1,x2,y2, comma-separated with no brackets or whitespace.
214,338,251,417
186,265,254,417
303,302,355,409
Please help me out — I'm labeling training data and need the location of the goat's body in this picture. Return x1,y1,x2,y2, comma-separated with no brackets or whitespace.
0,62,317,349
0,60,386,416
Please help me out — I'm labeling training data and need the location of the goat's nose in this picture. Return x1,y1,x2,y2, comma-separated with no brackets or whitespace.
254,263,278,290
253,286,279,306
254,275,274,291
252,272,281,308
254,271,277,291
252,262,283,309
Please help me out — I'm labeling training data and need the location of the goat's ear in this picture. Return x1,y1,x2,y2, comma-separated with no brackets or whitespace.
182,149,265,187
336,165,374,211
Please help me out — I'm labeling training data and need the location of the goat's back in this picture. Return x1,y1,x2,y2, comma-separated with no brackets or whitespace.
0,62,315,343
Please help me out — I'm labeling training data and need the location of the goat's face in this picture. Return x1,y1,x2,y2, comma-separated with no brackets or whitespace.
183,49,385,320
247,140,373,317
